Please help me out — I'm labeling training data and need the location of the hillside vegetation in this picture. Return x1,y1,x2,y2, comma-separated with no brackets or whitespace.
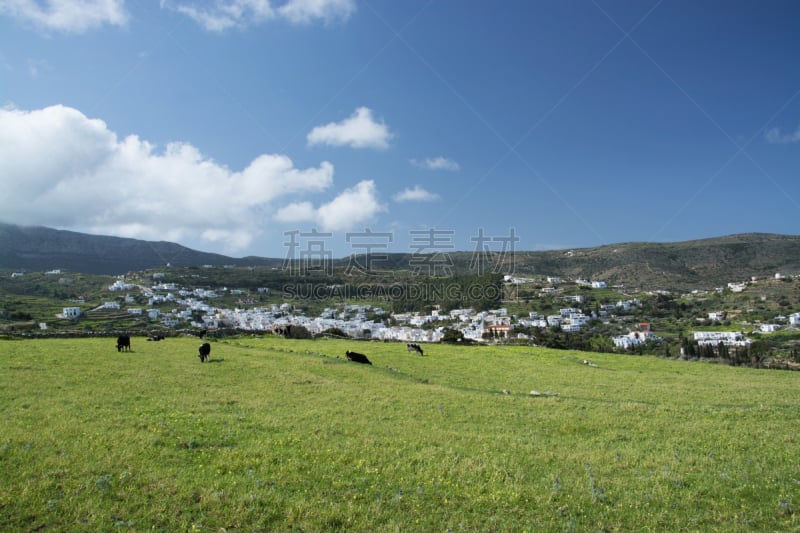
2,223,799,290
1,336,798,531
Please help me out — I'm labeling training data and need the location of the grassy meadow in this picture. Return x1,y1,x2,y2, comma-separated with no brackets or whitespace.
1,336,799,532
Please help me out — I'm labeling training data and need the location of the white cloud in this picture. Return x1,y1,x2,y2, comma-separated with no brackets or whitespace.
201,228,255,251
0,0,128,33
765,126,800,144
278,0,355,25
171,0,274,32
166,0,355,31
393,186,439,203
411,156,460,171
274,201,316,223
0,104,336,254
316,180,385,230
307,107,392,150
273,180,386,231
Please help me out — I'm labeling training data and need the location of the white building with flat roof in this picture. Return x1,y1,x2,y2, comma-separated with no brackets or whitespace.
693,331,751,346
62,307,81,318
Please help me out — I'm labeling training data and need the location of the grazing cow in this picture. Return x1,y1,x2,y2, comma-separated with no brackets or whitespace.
407,343,424,356
147,334,165,341
198,342,211,363
117,335,131,352
345,350,372,365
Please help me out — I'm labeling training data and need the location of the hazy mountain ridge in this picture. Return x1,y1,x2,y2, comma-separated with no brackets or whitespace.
0,223,282,274
1,223,798,290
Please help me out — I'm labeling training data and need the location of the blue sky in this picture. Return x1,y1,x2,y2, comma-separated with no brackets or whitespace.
1,0,798,260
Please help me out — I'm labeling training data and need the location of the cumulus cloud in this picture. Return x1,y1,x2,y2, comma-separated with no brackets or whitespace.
274,201,316,223
0,104,336,254
317,180,385,230
170,0,273,31
307,107,392,150
393,186,439,203
411,156,460,171
278,0,355,25
0,0,128,33
765,126,800,144
165,0,355,31
274,180,385,231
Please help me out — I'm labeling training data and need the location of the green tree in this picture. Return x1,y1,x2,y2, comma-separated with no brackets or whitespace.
321,327,348,338
441,328,465,343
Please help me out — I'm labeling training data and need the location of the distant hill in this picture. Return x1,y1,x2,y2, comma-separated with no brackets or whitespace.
386,233,800,290
1,223,798,290
507,233,800,290
0,223,282,274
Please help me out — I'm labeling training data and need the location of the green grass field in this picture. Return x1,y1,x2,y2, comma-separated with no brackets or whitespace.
1,336,799,532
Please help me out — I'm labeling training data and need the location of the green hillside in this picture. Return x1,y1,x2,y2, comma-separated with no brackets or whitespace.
2,223,800,290
1,336,798,531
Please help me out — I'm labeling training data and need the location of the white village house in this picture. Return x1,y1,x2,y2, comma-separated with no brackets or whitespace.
61,307,81,318
693,331,751,347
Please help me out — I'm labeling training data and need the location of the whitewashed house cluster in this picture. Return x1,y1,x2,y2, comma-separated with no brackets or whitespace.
728,282,747,292
559,308,590,332
518,311,548,329
693,331,751,347
109,279,135,291
74,269,799,350
613,331,656,349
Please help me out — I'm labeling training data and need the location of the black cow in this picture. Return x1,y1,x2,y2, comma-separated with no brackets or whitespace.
198,342,211,362
345,350,372,365
117,335,131,352
407,343,424,356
